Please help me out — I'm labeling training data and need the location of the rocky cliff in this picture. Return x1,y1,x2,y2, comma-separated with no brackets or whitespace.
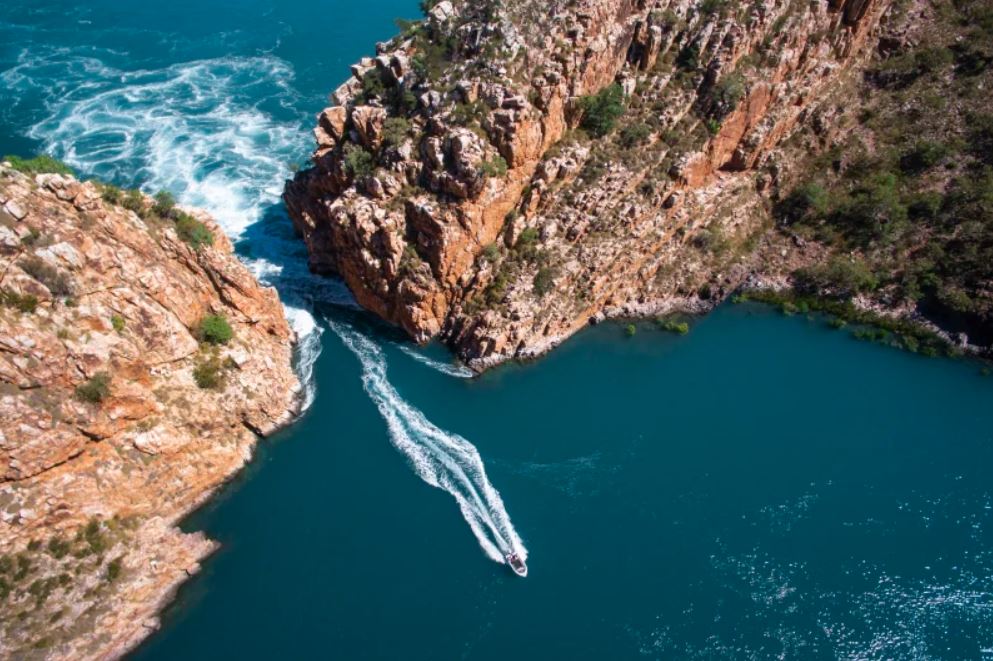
0,163,300,658
285,0,892,367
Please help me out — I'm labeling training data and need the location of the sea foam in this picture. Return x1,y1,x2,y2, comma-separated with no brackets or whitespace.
1,47,328,406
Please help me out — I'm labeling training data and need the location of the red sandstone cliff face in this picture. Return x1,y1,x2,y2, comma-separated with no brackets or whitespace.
0,164,300,658
285,0,891,367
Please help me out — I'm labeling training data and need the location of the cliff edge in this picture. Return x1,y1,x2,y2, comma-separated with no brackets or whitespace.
285,0,891,367
0,162,301,658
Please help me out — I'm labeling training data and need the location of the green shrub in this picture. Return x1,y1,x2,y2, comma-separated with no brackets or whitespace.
111,315,125,333
675,43,701,72
795,254,879,296
382,117,412,147
99,183,123,204
517,227,539,248
3,154,73,176
174,211,214,249
625,323,637,337
399,245,425,276
483,271,509,305
708,72,746,119
480,155,509,177
359,69,387,101
105,557,123,582
450,100,487,128
832,171,908,245
152,191,176,217
393,88,419,114
907,191,943,220
193,356,227,390
14,553,32,581
533,266,557,296
47,537,70,560
411,54,430,81
699,0,727,15
915,46,954,73
75,372,111,403
619,122,651,148
19,256,74,297
394,17,420,36
658,319,690,334
198,314,233,345
775,183,830,224
967,113,993,165
899,141,948,174
579,153,608,183
578,83,625,137
343,143,375,178
481,243,501,262
1,288,38,313
82,518,107,555
122,189,146,215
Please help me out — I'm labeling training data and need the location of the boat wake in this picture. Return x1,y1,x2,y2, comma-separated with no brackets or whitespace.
394,344,475,379
329,318,526,565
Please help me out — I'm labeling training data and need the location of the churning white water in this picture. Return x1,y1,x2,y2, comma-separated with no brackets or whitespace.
329,319,527,565
3,42,526,563
1,47,327,405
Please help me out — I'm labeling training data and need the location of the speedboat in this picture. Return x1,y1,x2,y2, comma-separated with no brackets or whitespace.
506,552,527,577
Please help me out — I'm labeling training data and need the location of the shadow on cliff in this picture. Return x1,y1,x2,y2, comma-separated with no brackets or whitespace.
233,200,412,345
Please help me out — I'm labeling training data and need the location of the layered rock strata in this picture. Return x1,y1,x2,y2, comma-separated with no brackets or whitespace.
0,164,300,658
285,0,891,367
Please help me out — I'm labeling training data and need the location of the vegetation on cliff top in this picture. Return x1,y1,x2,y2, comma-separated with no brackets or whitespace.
0,517,140,655
75,372,112,403
198,314,234,345
3,154,74,176
578,83,626,137
773,0,993,350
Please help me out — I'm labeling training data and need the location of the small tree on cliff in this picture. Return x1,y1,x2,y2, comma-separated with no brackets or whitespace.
198,314,233,345
343,143,375,178
75,373,112,403
578,83,625,138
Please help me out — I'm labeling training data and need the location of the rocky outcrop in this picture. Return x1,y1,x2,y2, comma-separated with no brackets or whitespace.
0,164,301,658
285,0,892,367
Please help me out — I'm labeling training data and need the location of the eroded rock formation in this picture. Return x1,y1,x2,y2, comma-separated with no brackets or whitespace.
0,164,300,658
285,0,891,367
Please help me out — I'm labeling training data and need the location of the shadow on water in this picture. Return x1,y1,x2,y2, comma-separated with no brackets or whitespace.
236,200,452,347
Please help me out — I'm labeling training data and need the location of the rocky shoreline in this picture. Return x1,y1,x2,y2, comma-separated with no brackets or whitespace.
284,0,894,370
0,163,302,658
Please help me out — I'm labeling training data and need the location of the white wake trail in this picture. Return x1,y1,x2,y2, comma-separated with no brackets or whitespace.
394,344,475,379
329,319,526,565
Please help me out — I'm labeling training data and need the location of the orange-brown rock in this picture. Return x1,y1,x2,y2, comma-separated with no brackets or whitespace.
285,0,892,368
0,164,301,658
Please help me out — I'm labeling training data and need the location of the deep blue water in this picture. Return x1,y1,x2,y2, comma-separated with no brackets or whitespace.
3,3,993,659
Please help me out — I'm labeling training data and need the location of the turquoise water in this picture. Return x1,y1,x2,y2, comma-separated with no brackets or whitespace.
4,3,993,659
136,305,993,659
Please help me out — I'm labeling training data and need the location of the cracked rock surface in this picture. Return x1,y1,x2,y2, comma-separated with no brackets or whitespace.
0,164,300,658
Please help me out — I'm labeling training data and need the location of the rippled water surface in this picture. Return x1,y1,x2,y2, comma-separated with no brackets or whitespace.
3,2,993,659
